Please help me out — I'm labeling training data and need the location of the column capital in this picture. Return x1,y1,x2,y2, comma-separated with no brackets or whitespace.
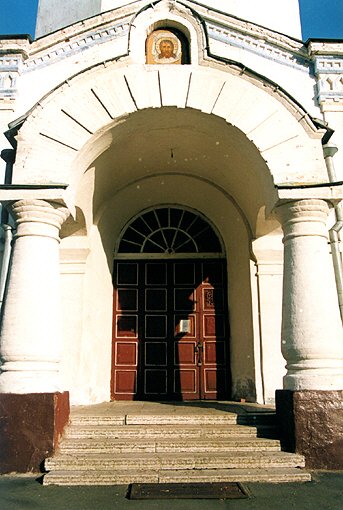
8,199,70,241
276,198,330,220
276,199,331,243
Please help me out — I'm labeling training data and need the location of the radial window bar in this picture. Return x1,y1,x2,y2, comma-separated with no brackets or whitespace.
118,208,222,254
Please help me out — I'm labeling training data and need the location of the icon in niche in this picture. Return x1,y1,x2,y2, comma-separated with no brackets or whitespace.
147,30,182,64
158,39,176,60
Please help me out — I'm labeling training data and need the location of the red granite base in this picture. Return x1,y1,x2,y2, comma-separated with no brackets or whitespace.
276,389,343,469
0,392,69,473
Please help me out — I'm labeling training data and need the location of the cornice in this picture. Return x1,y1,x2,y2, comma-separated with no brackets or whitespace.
24,19,130,73
308,41,343,57
205,20,310,73
21,5,310,76
182,0,303,50
0,38,30,58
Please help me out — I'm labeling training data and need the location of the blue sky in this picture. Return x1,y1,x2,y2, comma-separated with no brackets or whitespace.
0,0,342,40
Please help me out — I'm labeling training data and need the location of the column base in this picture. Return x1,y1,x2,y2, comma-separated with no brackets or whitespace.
276,389,343,469
0,392,69,474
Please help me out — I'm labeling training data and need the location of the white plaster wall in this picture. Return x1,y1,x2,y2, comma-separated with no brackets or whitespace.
59,235,89,401
60,268,85,396
252,234,285,404
68,225,113,404
208,39,319,117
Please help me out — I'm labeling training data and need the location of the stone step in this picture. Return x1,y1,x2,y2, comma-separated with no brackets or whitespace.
70,413,238,426
45,406,310,487
45,450,305,471
58,437,281,453
43,467,311,486
158,467,311,484
69,415,125,426
64,423,275,439
125,414,238,425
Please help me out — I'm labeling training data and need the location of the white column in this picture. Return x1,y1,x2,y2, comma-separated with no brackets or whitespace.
0,199,69,393
277,199,343,390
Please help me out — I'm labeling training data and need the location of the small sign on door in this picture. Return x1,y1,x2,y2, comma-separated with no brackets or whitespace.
179,319,191,334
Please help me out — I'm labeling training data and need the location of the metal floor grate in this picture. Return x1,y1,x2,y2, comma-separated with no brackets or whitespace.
127,482,250,499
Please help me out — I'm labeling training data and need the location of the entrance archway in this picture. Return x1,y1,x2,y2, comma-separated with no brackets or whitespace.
10,58,326,406
111,206,230,400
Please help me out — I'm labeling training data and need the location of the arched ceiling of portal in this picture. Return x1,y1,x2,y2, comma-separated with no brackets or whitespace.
88,107,272,233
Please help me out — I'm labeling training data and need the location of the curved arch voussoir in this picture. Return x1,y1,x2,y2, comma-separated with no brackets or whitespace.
13,64,325,192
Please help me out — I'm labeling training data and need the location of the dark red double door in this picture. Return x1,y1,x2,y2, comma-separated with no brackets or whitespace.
111,260,230,400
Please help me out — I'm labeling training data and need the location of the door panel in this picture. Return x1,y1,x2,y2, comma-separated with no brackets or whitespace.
114,370,137,395
112,260,230,400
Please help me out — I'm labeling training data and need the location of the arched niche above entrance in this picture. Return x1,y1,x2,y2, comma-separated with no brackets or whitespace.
129,0,201,64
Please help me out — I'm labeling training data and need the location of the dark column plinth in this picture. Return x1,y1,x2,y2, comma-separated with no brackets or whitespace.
0,392,69,474
276,389,343,469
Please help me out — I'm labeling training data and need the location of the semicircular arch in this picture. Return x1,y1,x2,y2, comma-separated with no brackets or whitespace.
12,62,326,222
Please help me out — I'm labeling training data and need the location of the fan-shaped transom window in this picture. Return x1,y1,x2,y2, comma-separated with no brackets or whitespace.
117,208,223,255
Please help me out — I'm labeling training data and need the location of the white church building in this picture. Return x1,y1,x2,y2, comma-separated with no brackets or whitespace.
1,0,343,476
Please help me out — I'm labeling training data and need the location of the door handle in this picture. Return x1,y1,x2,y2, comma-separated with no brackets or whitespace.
195,341,203,366
194,341,203,353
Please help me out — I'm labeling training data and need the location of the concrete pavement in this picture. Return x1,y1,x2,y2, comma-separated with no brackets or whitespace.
1,472,343,509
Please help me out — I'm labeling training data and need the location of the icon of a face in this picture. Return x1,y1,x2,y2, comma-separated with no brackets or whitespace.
158,39,175,59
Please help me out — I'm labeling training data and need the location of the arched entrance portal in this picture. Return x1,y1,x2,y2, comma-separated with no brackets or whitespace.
111,206,230,401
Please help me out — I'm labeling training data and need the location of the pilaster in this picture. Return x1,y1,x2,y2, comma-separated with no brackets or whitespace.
0,36,30,100
252,235,284,404
311,42,343,112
